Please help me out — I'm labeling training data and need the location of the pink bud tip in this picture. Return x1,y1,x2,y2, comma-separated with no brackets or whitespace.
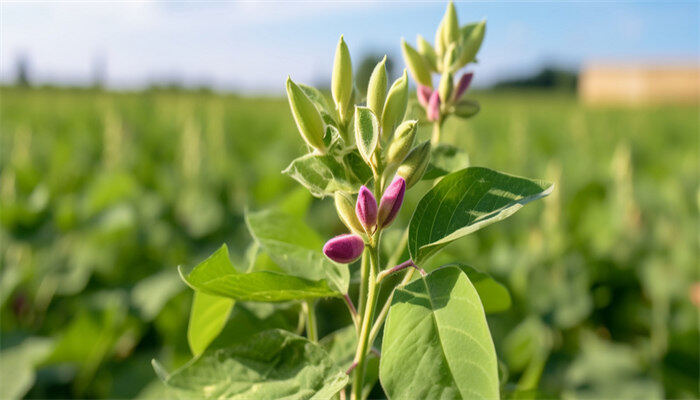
454,72,473,101
323,234,365,264
378,176,406,228
427,90,441,122
417,85,433,108
356,186,378,233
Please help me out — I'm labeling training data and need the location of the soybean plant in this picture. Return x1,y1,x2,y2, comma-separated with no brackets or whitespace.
153,3,553,399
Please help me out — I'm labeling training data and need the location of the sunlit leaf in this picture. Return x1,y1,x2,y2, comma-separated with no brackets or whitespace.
409,167,553,264
187,291,234,356
282,153,359,198
380,266,499,399
153,329,348,399
422,143,470,180
354,106,379,165
179,245,341,301
450,263,511,313
246,209,349,293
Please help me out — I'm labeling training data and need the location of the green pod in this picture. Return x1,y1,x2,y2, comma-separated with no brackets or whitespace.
386,120,418,166
332,35,353,124
381,70,409,141
334,191,365,236
443,2,460,45
435,19,446,57
458,20,486,67
401,39,433,88
397,140,431,188
286,77,326,152
417,35,439,72
439,71,454,104
366,56,388,120
443,42,459,72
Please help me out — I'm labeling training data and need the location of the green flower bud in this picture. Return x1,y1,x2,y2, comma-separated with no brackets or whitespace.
443,42,459,72
417,35,439,72
401,39,433,88
443,2,460,45
458,20,486,67
286,77,326,152
453,98,480,119
435,19,446,57
397,140,431,189
335,191,365,236
386,120,417,166
366,56,388,120
439,71,454,104
332,35,353,124
381,70,409,141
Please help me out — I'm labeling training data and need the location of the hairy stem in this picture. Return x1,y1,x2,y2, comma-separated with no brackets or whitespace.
357,248,370,322
368,263,418,349
351,244,380,400
431,120,442,146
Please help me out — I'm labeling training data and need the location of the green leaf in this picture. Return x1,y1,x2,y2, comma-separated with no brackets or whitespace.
246,209,350,294
380,266,499,399
153,329,348,400
342,151,373,185
283,153,360,198
453,98,480,119
449,263,511,313
187,291,234,356
0,338,54,400
209,302,301,349
179,245,340,301
409,167,553,264
422,143,470,180
354,106,379,165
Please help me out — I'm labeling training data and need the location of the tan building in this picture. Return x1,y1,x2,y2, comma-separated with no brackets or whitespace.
579,63,700,105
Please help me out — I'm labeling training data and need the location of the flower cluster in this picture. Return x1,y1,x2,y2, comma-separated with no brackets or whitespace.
323,176,406,264
401,2,484,135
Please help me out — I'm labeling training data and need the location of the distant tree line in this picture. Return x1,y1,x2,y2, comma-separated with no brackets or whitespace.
492,67,578,91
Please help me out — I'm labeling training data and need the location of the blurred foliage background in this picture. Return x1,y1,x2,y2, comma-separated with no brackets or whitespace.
0,84,697,399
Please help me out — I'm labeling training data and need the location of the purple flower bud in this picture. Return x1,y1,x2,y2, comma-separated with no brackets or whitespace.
417,85,433,108
427,90,441,122
378,176,406,228
323,234,365,264
454,72,473,101
355,185,378,232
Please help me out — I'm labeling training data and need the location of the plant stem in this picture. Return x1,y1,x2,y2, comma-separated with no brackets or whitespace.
351,244,380,400
368,264,418,348
376,259,425,284
431,120,442,146
304,300,318,342
357,248,370,321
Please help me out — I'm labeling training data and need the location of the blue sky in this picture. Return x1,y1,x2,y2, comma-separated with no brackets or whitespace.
1,1,698,93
